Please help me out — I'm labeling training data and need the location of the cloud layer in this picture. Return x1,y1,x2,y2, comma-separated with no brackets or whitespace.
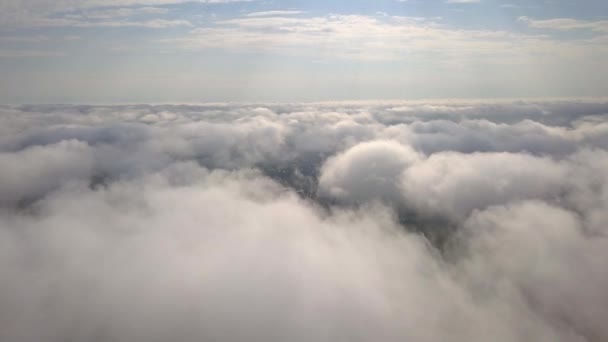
1,99,608,341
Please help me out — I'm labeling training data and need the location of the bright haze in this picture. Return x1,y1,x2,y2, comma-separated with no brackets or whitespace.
1,1,608,342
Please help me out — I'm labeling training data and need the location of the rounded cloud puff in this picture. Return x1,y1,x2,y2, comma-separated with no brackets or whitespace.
318,140,420,205
318,140,569,222
400,152,567,221
0,140,94,205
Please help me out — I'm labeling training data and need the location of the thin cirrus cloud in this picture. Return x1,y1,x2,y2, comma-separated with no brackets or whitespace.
519,16,608,32
171,14,548,60
0,0,251,27
445,0,481,3
246,10,305,17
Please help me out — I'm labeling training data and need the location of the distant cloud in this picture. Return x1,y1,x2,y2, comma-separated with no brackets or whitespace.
445,0,481,3
0,0,250,27
519,16,608,32
246,10,304,17
166,14,554,61
0,49,65,58
74,19,193,28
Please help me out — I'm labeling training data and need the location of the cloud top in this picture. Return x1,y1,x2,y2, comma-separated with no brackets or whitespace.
0,99,608,341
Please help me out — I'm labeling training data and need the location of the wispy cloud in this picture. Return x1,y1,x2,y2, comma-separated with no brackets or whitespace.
0,49,65,58
518,16,608,33
0,0,250,27
445,0,481,3
161,14,585,64
246,10,304,17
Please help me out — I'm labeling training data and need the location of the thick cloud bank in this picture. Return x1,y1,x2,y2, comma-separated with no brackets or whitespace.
1,99,608,341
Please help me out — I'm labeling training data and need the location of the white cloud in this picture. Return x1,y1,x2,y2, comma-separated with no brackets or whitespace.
0,0,250,27
0,140,94,205
445,0,481,3
246,10,304,17
154,13,608,68
164,14,542,62
399,151,567,220
318,140,421,205
0,49,65,58
0,100,608,341
518,16,608,33
73,18,193,28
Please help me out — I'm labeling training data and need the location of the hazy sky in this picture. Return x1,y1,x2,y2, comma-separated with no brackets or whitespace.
1,0,607,103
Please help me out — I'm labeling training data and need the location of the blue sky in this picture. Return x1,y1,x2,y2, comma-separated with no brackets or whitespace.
1,0,607,103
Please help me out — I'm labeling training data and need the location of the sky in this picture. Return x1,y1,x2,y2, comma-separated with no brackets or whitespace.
1,0,607,102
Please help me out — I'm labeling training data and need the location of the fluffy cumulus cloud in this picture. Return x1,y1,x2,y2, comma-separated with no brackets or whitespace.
1,99,608,341
318,140,421,205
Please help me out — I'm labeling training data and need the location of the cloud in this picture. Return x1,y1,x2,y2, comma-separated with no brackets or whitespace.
154,12,608,68
0,140,94,206
246,10,304,17
1,161,607,342
74,18,193,28
316,141,596,223
445,0,481,3
66,6,169,20
0,0,250,27
171,14,513,61
318,140,421,205
399,151,567,220
0,49,65,58
460,200,608,340
0,99,608,341
518,16,608,33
